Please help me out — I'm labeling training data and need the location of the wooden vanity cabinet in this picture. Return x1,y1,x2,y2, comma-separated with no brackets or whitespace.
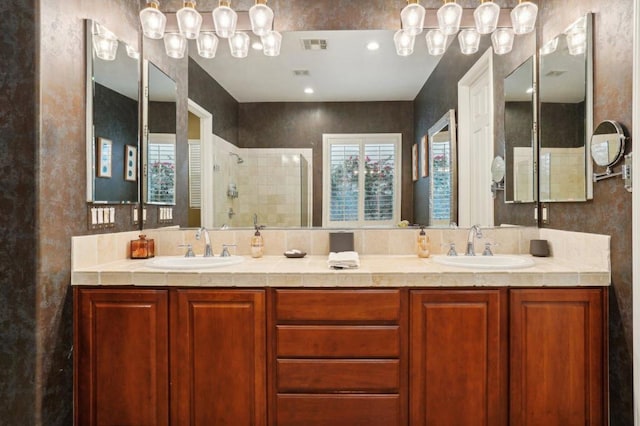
409,289,508,426
74,288,170,426
510,288,607,426
270,289,408,426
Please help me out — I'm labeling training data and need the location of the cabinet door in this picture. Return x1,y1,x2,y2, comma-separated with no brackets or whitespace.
171,290,266,426
410,289,507,426
510,289,606,426
74,288,169,426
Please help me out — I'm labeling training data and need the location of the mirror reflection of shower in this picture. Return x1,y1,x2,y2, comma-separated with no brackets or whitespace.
229,152,244,164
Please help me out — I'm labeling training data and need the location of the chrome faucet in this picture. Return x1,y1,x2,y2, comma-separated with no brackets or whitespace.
195,227,213,257
465,225,483,256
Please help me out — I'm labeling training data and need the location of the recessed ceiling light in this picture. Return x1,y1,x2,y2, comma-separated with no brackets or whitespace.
366,41,380,51
526,87,534,94
252,41,263,50
304,87,314,94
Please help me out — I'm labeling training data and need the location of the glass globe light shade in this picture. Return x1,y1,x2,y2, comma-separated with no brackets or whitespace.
474,1,500,35
401,2,426,36
540,37,558,55
212,2,237,38
163,33,187,59
229,32,250,58
393,29,415,56
426,29,448,55
249,3,274,37
491,28,515,55
197,32,219,58
437,2,462,36
92,25,118,61
177,1,202,39
511,1,538,35
262,31,282,56
566,26,587,55
139,0,166,39
458,29,480,55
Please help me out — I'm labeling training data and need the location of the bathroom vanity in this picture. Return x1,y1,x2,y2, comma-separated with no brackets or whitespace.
72,231,609,426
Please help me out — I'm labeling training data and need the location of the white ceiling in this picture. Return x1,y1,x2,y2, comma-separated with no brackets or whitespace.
190,30,443,103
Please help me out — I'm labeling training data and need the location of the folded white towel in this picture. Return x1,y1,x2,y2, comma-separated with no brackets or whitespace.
328,251,360,269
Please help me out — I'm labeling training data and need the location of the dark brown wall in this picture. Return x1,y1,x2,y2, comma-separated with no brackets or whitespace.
539,2,634,424
540,102,586,149
238,101,414,227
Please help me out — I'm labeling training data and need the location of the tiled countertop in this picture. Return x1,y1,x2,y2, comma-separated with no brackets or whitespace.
71,254,610,288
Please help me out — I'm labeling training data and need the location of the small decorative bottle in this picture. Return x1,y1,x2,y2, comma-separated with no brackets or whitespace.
251,227,264,258
130,234,155,259
417,226,430,258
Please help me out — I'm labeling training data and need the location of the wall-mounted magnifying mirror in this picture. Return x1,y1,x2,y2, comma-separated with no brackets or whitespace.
491,156,506,197
85,20,140,203
591,120,626,169
428,110,457,227
143,61,178,205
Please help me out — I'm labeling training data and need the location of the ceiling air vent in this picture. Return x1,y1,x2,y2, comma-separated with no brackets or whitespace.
293,70,310,76
545,70,568,77
301,39,328,50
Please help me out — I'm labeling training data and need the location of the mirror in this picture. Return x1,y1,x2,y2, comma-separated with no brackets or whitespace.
591,120,626,169
85,20,140,203
428,110,457,227
504,56,535,203
539,13,593,202
491,156,506,184
143,61,178,205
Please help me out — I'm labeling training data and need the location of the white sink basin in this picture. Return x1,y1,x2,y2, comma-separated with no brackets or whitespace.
432,255,535,270
146,256,245,270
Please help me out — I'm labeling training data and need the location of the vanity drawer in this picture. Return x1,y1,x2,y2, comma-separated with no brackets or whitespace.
276,394,402,426
277,359,400,393
275,289,401,323
277,325,400,358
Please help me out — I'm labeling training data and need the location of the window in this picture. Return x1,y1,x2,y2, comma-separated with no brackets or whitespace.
147,133,176,205
188,140,201,209
323,134,402,227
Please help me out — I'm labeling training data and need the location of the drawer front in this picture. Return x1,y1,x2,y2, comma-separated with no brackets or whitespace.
276,394,402,426
277,359,400,393
275,289,401,323
277,325,400,358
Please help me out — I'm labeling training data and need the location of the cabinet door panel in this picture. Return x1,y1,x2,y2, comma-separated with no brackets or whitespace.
510,289,606,426
277,359,400,393
172,290,266,426
277,325,400,358
276,394,401,426
410,289,507,426
75,288,169,426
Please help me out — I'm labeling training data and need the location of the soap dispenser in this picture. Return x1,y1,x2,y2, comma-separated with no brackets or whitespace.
251,226,264,258
417,226,430,258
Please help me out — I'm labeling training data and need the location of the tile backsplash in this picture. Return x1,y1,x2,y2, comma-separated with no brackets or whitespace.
72,226,610,272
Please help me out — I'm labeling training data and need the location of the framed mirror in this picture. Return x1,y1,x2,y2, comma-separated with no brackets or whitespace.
504,56,536,203
428,110,457,227
538,13,593,202
142,61,178,205
85,20,140,203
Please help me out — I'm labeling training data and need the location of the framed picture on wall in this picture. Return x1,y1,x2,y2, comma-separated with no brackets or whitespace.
412,144,419,181
421,135,428,177
124,144,137,182
96,137,112,178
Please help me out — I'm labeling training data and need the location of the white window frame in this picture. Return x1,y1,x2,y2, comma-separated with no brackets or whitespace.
322,133,402,228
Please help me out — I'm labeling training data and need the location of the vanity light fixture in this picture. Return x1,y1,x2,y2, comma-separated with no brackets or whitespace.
540,37,558,55
473,0,500,34
125,44,140,60
262,31,282,56
565,24,587,55
92,24,118,61
426,29,447,56
213,0,238,38
164,32,187,58
139,0,166,39
229,32,250,58
176,1,203,39
394,29,415,56
458,28,480,55
249,0,274,37
437,0,463,36
491,27,514,55
197,32,219,58
511,0,538,35
401,0,426,36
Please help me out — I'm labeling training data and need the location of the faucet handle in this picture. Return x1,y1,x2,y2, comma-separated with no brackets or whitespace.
442,242,458,256
221,244,237,257
179,244,195,257
482,241,498,256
